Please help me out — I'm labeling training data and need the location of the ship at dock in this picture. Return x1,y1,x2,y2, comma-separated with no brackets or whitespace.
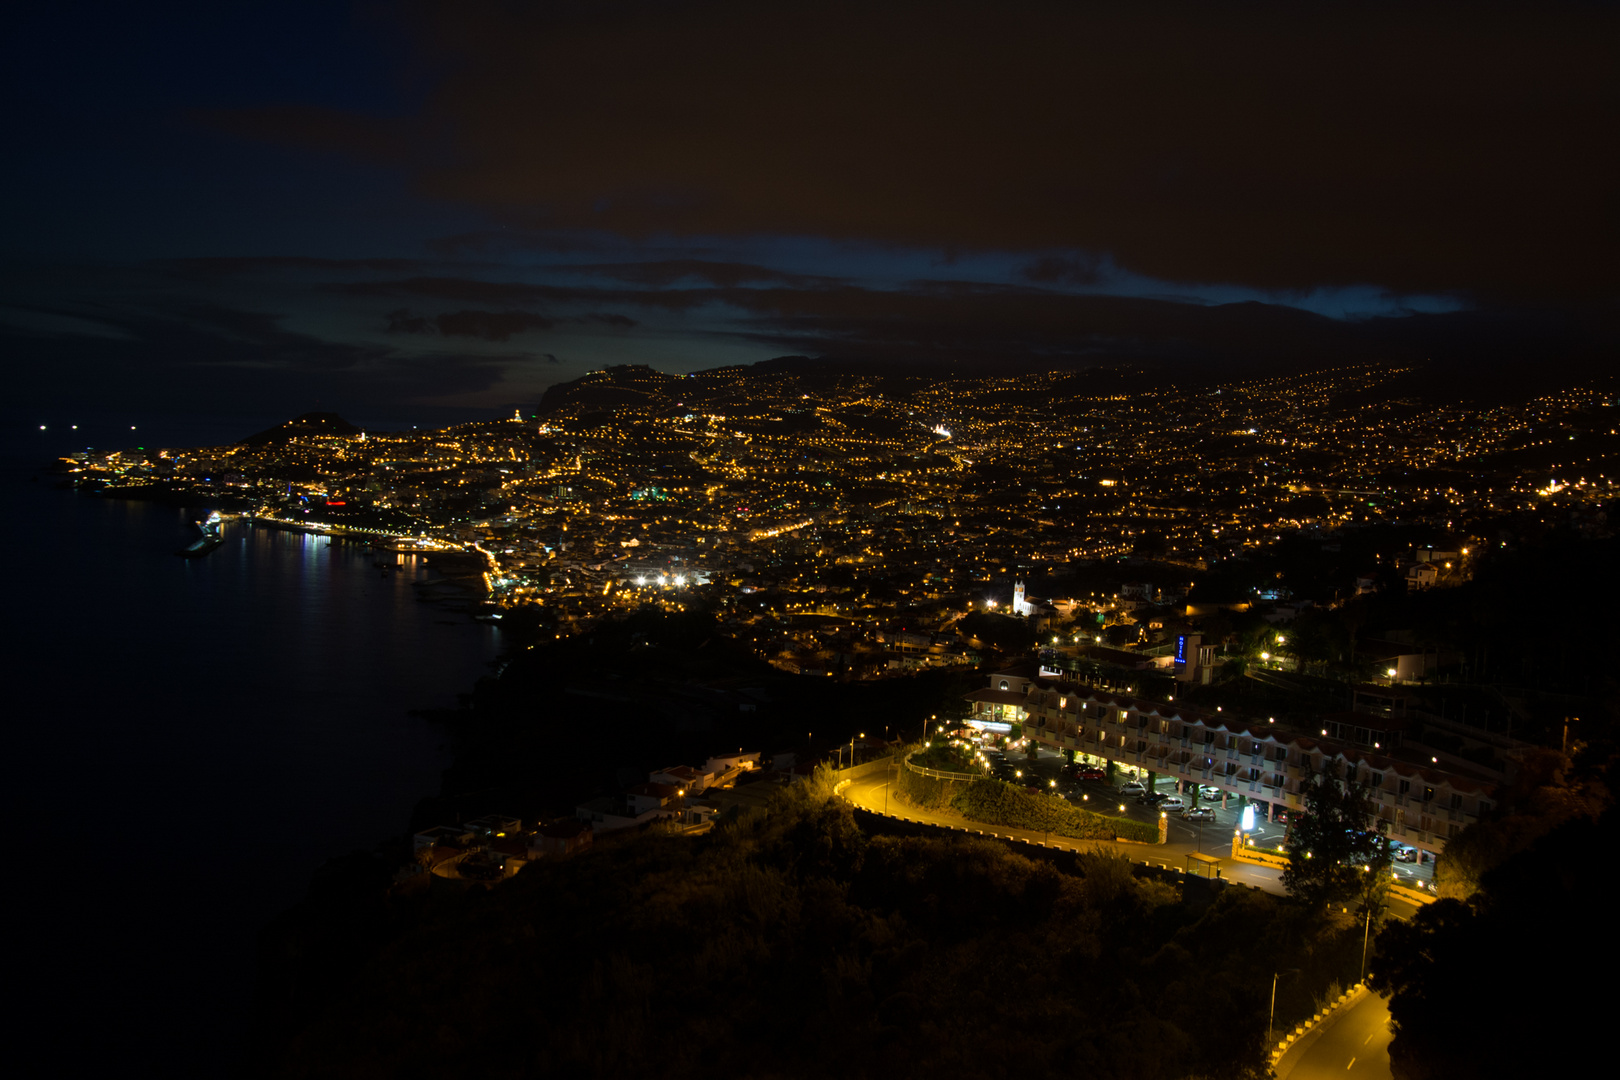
176,511,225,558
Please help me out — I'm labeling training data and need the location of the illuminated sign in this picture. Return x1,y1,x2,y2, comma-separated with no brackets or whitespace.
967,719,1013,734
1176,635,1187,664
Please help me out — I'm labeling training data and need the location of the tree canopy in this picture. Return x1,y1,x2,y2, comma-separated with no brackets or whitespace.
1371,805,1617,1078
1280,770,1388,910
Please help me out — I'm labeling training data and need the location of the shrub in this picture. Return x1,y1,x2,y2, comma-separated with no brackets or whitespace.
950,779,1158,843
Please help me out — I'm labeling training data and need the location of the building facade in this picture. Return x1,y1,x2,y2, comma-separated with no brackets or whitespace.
965,666,1501,861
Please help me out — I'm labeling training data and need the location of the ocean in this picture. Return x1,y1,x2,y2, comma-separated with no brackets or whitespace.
5,462,504,1072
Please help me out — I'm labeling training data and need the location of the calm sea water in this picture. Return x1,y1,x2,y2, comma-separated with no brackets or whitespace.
6,466,503,1072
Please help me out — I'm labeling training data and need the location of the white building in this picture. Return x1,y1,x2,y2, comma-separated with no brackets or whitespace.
965,665,1504,862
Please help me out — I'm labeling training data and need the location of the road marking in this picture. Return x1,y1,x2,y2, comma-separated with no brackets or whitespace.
1346,1057,1355,1069
1364,1033,1374,1045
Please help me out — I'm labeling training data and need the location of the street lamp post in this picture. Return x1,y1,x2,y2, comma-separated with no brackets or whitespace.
1270,969,1300,1046
1360,905,1374,981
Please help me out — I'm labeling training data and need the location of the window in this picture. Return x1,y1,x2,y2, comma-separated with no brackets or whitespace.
1398,779,1411,795
1371,773,1383,789
1450,793,1463,809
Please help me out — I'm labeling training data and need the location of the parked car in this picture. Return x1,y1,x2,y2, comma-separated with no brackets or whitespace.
1136,792,1167,806
1394,845,1419,863
1078,767,1107,781
1199,786,1224,801
1120,781,1146,796
1157,796,1187,812
1181,807,1217,822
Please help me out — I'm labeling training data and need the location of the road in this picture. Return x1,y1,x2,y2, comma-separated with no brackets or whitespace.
841,757,1424,919
842,765,1289,892
845,753,1402,1080
1276,989,1394,1080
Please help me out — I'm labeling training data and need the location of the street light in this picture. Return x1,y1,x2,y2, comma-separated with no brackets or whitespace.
1270,969,1300,1046
1360,905,1376,981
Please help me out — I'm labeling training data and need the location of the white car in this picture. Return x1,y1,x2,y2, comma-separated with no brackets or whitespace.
1199,786,1224,801
1158,796,1187,812
1120,781,1146,796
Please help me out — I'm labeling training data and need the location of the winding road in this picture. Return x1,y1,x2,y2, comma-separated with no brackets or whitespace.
840,761,1401,1080
1275,988,1394,1080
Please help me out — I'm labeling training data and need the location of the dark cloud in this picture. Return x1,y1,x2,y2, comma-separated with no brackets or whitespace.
385,309,433,334
571,259,843,288
582,313,637,328
1,300,514,416
217,0,1619,304
386,308,555,341
1020,255,1104,287
333,268,1614,378
159,256,426,279
699,282,1616,385
542,353,560,364
426,230,614,257
329,275,710,311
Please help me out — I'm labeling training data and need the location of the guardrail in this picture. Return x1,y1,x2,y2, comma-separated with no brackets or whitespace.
830,753,902,784
1270,981,1368,1072
1232,837,1435,904
902,750,979,783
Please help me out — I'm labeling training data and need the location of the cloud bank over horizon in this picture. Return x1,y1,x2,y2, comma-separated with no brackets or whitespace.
3,1,1614,427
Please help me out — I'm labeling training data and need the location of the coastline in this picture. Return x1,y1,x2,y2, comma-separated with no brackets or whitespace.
11,472,508,1076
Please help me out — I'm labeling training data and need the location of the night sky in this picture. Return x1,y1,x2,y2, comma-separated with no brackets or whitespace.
5,1,1615,445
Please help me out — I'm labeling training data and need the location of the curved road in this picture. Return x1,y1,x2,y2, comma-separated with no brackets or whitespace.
841,765,1423,920
842,764,1398,1080
842,767,1289,889
1276,988,1394,1080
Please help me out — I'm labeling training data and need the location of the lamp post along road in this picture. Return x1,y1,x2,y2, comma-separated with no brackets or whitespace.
1360,905,1373,981
1270,968,1300,1046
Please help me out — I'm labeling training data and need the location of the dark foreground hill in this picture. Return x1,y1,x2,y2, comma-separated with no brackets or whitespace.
255,784,1366,1080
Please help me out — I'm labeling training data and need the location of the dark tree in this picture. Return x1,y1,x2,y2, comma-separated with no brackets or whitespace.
1371,808,1616,1078
1280,769,1383,909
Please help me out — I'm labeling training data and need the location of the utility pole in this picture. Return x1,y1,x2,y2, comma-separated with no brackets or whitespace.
1360,905,1374,981
1270,969,1299,1046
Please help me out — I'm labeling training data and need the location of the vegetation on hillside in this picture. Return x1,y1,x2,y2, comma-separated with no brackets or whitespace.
260,785,1368,1079
1371,803,1618,1079
948,778,1162,844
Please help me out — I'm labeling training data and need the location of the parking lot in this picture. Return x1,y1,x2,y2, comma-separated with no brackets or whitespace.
972,741,1435,885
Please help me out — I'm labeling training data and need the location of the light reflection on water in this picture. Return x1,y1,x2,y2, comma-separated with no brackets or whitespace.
9,473,503,1072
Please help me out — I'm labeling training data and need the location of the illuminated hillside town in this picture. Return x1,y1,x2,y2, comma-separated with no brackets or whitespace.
56,360,1612,876
39,351,1620,1080
59,363,1614,635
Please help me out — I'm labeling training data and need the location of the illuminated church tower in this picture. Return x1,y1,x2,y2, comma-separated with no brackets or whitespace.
1013,580,1033,616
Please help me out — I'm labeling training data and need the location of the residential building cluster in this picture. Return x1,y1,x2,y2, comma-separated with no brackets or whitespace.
55,363,1614,677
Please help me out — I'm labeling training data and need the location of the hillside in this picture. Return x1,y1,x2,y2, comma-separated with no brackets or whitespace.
238,412,363,447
